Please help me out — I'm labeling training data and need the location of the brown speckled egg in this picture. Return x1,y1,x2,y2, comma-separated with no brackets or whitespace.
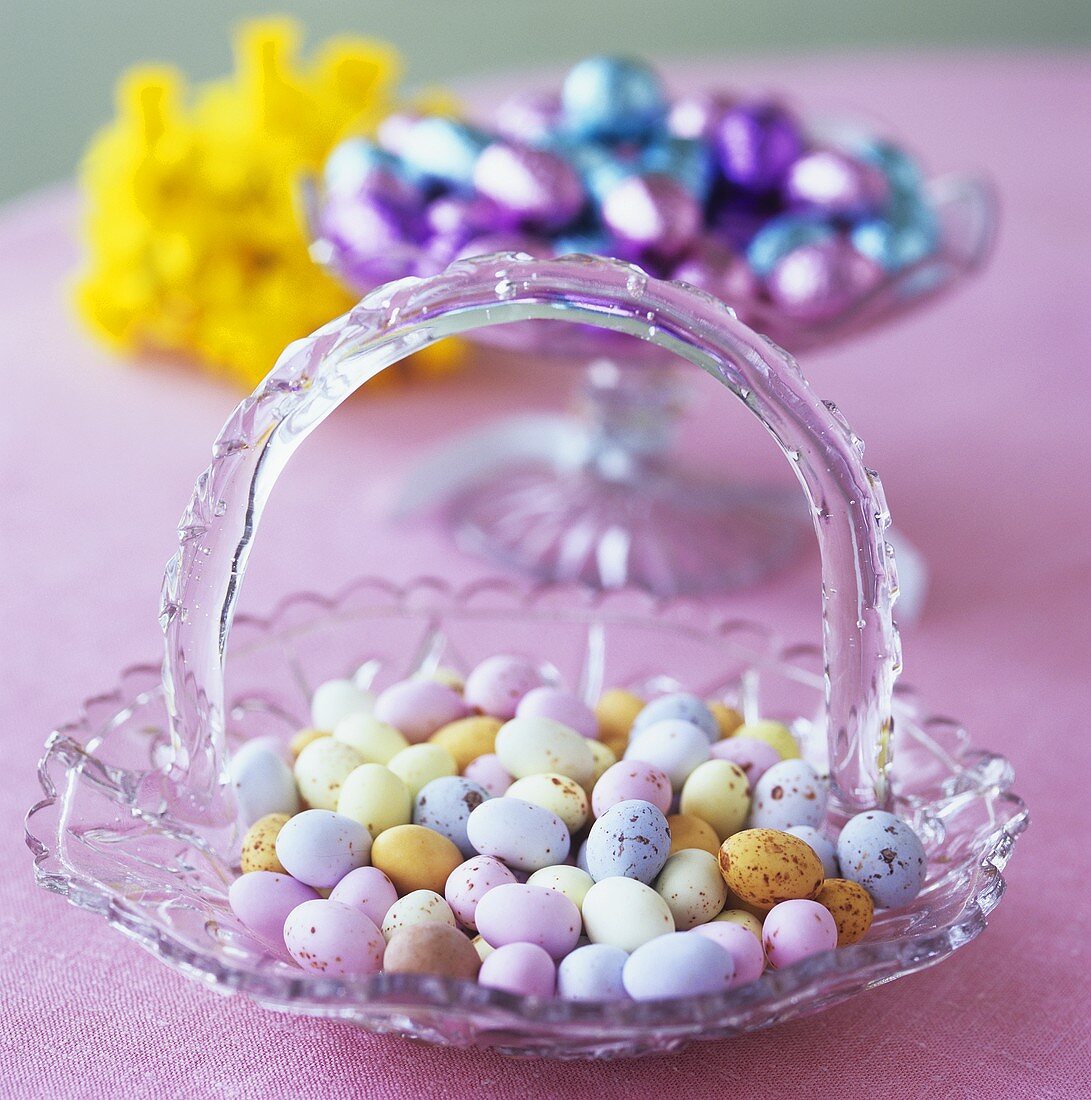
708,702,744,739
384,922,481,980
430,716,503,771
718,828,823,909
667,813,721,856
815,878,875,945
594,689,644,755
371,824,463,895
289,728,330,758
240,813,290,873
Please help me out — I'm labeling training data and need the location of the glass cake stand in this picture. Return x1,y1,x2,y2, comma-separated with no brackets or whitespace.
26,255,1025,1057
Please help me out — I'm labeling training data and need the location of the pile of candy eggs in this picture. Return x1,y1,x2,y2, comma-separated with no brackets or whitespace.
228,654,929,1001
319,55,940,323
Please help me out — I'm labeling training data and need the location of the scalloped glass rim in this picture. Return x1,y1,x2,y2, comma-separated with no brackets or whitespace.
26,577,1028,1058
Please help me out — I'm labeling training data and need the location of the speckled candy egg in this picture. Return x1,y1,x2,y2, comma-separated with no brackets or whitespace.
836,810,928,908
680,759,751,840
475,882,582,959
374,679,468,744
582,877,675,951
708,702,744,739
733,719,801,760
336,763,412,838
556,943,628,1000
463,655,544,719
526,865,594,911
624,720,710,790
594,688,644,753
283,899,385,977
461,753,513,797
666,813,721,856
815,878,875,945
289,728,329,758
429,716,502,771
633,692,719,743
787,825,839,878
479,942,557,997
709,736,781,785
229,740,299,826
472,143,584,231
692,920,766,985
413,775,490,857
623,931,734,1000
444,855,517,929
592,760,672,817
383,923,481,980
388,743,458,798
762,898,838,968
240,813,290,873
229,871,319,949
587,740,617,787
328,865,398,929
713,909,764,940
294,737,365,811
750,760,829,831
466,796,570,872
371,824,464,896
333,713,408,765
718,828,824,910
516,686,598,738
274,809,372,889
505,773,589,833
653,849,728,929
585,799,671,884
380,889,457,942
310,678,373,731
495,716,596,787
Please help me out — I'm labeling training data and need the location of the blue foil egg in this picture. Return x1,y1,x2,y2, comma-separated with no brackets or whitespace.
585,798,672,884
746,213,837,277
836,810,928,909
561,56,667,141
558,140,638,205
851,200,938,272
399,117,491,190
323,137,397,195
641,136,716,201
855,138,926,197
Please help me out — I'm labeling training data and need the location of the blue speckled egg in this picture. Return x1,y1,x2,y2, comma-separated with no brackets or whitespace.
750,759,829,830
622,931,734,999
745,213,836,277
633,693,718,743
557,942,629,1000
561,56,667,141
585,798,671,884
786,825,839,878
399,117,491,190
413,776,490,857
836,810,928,908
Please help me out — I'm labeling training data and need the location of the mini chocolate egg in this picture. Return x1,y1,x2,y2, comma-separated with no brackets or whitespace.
624,719,710,789
466,796,571,872
585,799,671,884
815,878,875,945
855,137,926,194
526,865,594,911
634,692,718,741
750,760,829,831
560,55,667,141
429,715,502,771
680,759,751,840
463,655,545,719
592,760,672,818
323,136,395,196
472,143,584,231
472,934,495,962
413,775,490,856
586,739,618,788
787,825,839,878
294,737,365,811
851,206,938,273
479,942,557,997
556,943,629,1000
495,89,563,146
328,866,398,929
240,812,290,874
475,882,582,959
602,172,703,261
707,702,745,739
594,688,645,754
716,100,803,191
461,753,513,797
733,719,801,760
766,236,884,322
709,736,781,785
516,686,598,739
289,728,329,758
414,665,465,691
653,849,728,929
495,716,596,786
380,889,457,942
623,931,734,1000
692,920,766,985
785,148,890,216
374,679,468,744
668,90,735,141
718,828,824,910
336,763,412,838
274,809,372,889
310,678,373,731
383,922,481,980
333,713,408,765
836,810,927,908
641,135,717,201
505,773,589,834
371,824,464,896
284,899,385,977
399,116,491,189
745,214,836,279
762,898,838,968
666,813,721,857
229,739,300,826
229,871,319,950
582,877,675,951
388,743,458,798
713,908,764,940
445,855,517,929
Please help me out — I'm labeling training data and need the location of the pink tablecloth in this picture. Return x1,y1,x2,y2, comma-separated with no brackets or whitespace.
3,53,1089,1099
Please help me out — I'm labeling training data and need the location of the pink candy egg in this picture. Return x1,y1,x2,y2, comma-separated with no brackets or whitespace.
474,882,582,960
762,899,838,968
461,752,513,797
274,809,372,889
515,686,598,738
444,855,518,929
229,871,319,950
601,173,702,260
591,760,672,817
478,942,557,998
472,142,585,232
329,866,399,928
691,921,766,985
374,679,468,744
463,655,545,720
283,899,385,977
709,736,781,784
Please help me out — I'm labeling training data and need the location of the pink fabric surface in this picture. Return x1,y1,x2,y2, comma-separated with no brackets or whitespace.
2,53,1089,1098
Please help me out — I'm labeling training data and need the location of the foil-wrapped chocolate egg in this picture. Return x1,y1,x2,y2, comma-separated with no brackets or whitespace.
716,101,804,192
766,236,884,321
667,91,735,143
400,117,491,190
601,173,702,260
851,202,938,272
745,212,837,277
561,55,667,141
784,148,890,216
641,136,716,201
472,143,585,231
496,90,563,146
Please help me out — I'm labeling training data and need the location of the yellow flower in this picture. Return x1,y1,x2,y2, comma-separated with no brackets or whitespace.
75,18,462,390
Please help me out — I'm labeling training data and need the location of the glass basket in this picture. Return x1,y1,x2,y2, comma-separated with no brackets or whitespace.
26,255,1025,1059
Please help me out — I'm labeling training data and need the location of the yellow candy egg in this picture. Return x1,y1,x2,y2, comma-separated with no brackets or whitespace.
415,666,465,691
387,743,457,798
239,812,290,873
505,773,590,833
380,889,456,942
653,849,729,930
594,689,644,755
582,878,675,951
708,701,744,739
666,812,721,857
289,728,329,758
333,713,409,764
294,737,365,810
336,763,412,837
472,934,495,961
713,909,765,940
718,828,824,910
371,824,463,896
430,716,502,771
586,739,618,788
815,878,875,946
495,716,595,786
735,720,801,760
526,865,594,911
680,759,751,840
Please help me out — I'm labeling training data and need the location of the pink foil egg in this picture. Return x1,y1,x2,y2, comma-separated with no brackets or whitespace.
601,173,702,260
709,735,782,785
785,148,890,216
445,855,518,929
692,921,766,985
228,871,319,951
762,899,838,968
474,882,582,959
373,679,468,743
463,655,546,720
766,236,885,321
478,942,557,997
668,91,735,143
472,143,585,232
591,760,672,817
716,101,804,192
283,899,385,977
515,686,598,738
495,90,563,146
328,866,399,928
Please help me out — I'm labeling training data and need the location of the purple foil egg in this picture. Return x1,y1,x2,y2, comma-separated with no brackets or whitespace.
472,143,585,232
785,148,890,216
320,193,420,282
765,235,884,321
495,90,564,146
716,101,804,192
668,91,735,143
601,173,702,260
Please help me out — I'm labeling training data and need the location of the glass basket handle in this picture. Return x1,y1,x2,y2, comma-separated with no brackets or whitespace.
157,253,901,823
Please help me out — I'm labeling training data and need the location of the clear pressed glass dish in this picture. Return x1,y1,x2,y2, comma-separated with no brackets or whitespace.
26,255,1025,1058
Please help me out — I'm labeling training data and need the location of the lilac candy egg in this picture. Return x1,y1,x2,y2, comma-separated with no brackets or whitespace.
750,759,829,831
762,899,837,968
836,810,928,908
462,753,513,797
716,101,804,192
591,760,672,818
472,143,585,232
466,796,571,872
283,899,385,977
229,871,319,950
374,679,468,744
516,686,598,738
444,855,517,929
228,739,300,827
475,882,582,959
709,736,781,785
478,942,556,997
633,693,719,743
622,931,734,999
328,865,399,928
274,809,372,889
575,839,591,875
585,799,671,884
786,825,839,878
766,236,884,322
413,775,490,857
463,655,545,720
624,720,710,789
601,173,702,260
784,148,890,216
495,90,563,146
692,921,766,985
556,943,629,1000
